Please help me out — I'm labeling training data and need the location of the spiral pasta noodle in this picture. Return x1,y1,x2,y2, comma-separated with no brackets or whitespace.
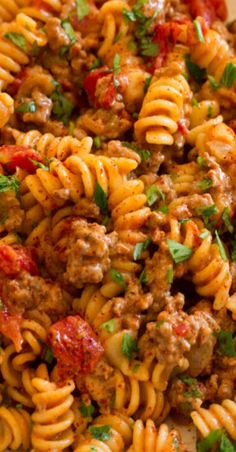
191,399,236,440
135,73,192,145
0,405,31,451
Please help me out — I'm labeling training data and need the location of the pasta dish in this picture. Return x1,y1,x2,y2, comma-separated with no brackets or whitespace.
0,0,236,450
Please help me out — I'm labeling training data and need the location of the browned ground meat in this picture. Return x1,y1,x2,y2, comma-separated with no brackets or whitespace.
0,190,24,233
45,18,71,53
77,109,132,139
44,218,118,288
1,272,71,318
140,308,219,376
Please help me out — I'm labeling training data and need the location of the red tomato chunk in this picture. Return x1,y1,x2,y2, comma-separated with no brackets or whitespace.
48,315,104,380
0,145,43,173
0,245,39,277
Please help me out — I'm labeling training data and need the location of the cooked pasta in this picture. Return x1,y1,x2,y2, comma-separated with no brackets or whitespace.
0,0,236,451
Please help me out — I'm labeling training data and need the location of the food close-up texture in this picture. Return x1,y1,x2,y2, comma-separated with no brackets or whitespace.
0,0,236,450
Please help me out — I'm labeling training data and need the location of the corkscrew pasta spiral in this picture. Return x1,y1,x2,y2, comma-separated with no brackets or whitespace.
31,376,75,450
135,74,192,145
191,399,236,440
0,406,31,452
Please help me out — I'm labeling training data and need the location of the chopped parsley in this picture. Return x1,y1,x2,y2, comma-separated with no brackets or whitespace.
222,207,234,233
220,62,236,88
214,330,236,357
195,204,218,230
76,0,90,21
15,404,23,410
88,425,111,441
43,345,54,364
93,136,101,149
110,268,127,290
208,75,220,91
140,38,159,57
156,320,165,328
133,238,151,260
30,159,49,171
16,101,37,113
122,8,136,22
197,429,236,452
0,175,20,194
113,53,120,88
179,374,202,399
79,401,95,418
4,32,28,53
215,230,227,261
139,267,148,284
89,58,102,71
196,156,207,168
50,81,74,125
185,54,206,84
193,19,205,43
199,230,209,239
101,319,117,334
121,333,137,361
61,18,76,45
0,299,4,310
167,240,192,264
207,104,213,118
197,177,213,192
167,266,173,283
146,185,165,206
144,75,152,93
157,205,169,214
93,182,108,214
191,97,199,107
121,142,151,161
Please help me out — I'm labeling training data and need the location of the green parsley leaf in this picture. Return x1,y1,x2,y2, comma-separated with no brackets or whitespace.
197,177,213,192
167,266,173,284
222,207,234,233
179,374,198,386
139,267,148,284
88,425,111,441
146,185,165,206
90,447,97,452
207,104,213,118
199,230,209,239
215,230,227,261
121,333,137,361
208,75,220,91
121,142,151,161
43,345,54,364
15,403,23,410
122,8,136,22
195,204,218,230
197,429,223,452
191,97,199,107
184,387,202,398
79,401,95,418
4,32,28,53
0,298,4,311
61,18,76,43
179,218,190,224
167,240,192,264
113,53,120,76
93,136,101,149
101,319,116,333
220,62,236,88
89,58,102,71
114,31,124,43
172,436,180,451
219,433,236,452
76,0,90,21
133,238,151,260
110,268,127,290
51,87,74,125
196,156,207,167
31,41,40,57
193,19,205,43
185,54,206,84
157,205,169,214
0,175,20,194
231,237,236,262
93,182,108,215
132,363,141,373
214,330,236,357
156,320,165,328
30,159,49,171
144,75,152,93
16,101,37,113
68,121,75,136
140,38,159,57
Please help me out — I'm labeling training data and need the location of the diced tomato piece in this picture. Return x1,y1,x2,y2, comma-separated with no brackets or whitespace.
173,322,190,337
186,0,227,25
83,66,112,105
0,309,23,352
99,83,116,109
0,245,39,277
178,120,189,136
0,145,43,173
7,69,28,97
48,315,104,381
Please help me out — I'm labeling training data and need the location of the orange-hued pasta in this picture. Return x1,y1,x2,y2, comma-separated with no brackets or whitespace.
0,0,236,451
